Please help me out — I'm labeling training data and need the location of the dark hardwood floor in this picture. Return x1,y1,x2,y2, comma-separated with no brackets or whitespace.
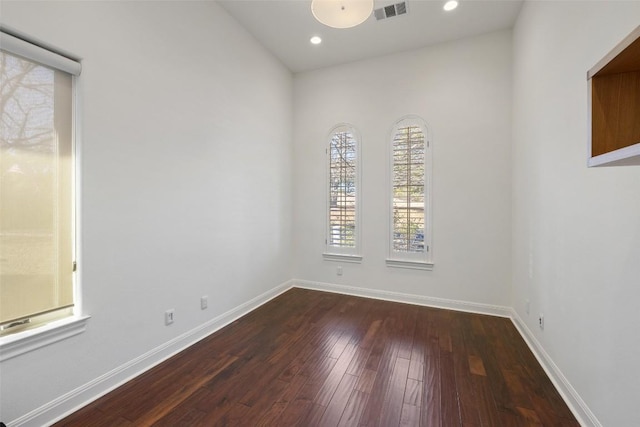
55,288,579,426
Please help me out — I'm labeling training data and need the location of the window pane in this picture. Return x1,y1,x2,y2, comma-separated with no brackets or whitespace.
0,50,74,330
329,130,357,248
392,125,425,253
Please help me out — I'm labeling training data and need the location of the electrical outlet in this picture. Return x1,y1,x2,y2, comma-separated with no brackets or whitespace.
525,299,530,315
165,309,175,325
538,313,544,330
201,295,208,310
337,266,343,276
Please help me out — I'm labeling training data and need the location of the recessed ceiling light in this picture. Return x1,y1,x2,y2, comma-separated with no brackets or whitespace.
310,36,322,45
443,0,458,11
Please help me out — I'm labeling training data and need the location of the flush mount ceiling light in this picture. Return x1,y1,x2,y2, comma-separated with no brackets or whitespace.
310,36,322,45
443,0,459,11
311,0,374,29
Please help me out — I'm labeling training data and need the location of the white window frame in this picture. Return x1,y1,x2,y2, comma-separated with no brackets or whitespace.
323,123,362,263
0,29,89,362
386,115,433,270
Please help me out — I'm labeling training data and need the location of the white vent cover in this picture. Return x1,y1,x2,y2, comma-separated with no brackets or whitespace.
374,2,407,21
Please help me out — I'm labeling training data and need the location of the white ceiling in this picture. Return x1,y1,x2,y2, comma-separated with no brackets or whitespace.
218,0,524,73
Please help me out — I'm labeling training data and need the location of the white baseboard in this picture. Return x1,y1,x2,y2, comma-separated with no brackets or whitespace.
9,280,294,427
293,279,512,317
510,309,601,427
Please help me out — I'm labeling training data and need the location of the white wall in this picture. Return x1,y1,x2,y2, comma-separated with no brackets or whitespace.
512,2,640,425
4,1,638,425
0,1,292,424
293,30,513,307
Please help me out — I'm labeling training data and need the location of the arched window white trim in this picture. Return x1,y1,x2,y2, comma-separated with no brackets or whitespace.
387,116,433,270
323,123,362,262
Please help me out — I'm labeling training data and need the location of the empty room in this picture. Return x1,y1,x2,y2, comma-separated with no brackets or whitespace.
1,0,639,426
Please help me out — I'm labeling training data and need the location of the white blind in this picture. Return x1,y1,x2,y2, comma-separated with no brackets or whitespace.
0,36,76,333
328,128,357,249
392,125,425,253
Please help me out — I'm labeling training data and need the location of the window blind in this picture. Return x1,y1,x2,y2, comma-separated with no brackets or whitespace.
328,128,357,249
0,32,77,335
392,125,425,253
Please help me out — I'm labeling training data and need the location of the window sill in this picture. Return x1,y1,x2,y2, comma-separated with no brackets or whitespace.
323,253,363,263
0,315,90,362
386,259,434,270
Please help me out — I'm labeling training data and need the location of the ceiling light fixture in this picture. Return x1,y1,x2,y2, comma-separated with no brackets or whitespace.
443,0,459,11
311,0,374,29
310,36,322,45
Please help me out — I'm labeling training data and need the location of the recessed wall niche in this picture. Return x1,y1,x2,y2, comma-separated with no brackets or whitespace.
588,25,640,167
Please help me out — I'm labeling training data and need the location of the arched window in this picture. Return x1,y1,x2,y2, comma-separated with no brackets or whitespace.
324,124,361,261
388,116,432,269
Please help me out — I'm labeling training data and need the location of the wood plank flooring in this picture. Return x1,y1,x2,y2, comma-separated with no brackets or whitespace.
55,288,579,426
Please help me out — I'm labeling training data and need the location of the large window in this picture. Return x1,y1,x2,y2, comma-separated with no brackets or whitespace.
388,116,432,269
324,124,361,261
0,31,81,340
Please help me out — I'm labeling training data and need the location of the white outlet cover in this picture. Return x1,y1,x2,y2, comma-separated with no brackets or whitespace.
201,296,208,310
165,309,175,325
538,313,544,330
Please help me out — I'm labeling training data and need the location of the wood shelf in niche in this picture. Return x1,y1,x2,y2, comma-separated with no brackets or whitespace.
588,25,640,167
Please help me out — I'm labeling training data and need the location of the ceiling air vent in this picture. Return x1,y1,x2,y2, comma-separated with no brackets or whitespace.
374,2,407,21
